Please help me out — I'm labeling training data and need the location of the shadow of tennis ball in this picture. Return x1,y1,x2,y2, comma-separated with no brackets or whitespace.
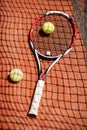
39,29,50,37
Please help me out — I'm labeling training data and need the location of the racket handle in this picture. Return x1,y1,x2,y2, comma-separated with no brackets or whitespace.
28,79,44,116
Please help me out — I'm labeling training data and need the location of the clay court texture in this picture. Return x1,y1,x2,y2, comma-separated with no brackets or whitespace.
0,0,87,130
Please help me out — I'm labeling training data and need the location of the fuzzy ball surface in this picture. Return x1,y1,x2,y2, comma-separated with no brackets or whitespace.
10,68,23,82
42,22,55,34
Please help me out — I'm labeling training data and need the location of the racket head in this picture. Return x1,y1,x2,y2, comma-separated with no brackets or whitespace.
29,11,76,60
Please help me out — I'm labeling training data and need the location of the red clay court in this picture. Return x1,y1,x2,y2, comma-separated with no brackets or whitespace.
0,0,87,129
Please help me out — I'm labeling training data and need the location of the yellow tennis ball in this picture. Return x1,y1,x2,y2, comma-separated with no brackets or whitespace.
10,68,23,82
42,22,55,34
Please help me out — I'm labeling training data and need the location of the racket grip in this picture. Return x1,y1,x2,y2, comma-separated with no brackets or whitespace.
28,79,44,116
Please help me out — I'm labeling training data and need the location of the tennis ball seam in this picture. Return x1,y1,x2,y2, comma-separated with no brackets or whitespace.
48,23,54,30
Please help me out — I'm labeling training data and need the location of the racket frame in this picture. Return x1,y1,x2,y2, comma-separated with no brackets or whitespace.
28,11,76,116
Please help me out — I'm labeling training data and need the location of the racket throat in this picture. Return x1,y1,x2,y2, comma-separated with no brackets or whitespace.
39,73,45,80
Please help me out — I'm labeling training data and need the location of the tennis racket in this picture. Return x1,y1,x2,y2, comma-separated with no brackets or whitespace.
28,11,76,116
